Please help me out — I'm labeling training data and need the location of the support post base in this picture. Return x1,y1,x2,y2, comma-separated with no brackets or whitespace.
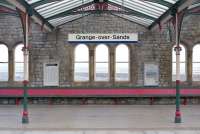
175,111,181,123
22,111,29,124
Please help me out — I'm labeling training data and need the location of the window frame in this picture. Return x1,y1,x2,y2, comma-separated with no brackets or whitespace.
192,44,200,81
0,44,9,81
14,44,25,81
94,44,110,82
73,44,89,82
115,44,130,82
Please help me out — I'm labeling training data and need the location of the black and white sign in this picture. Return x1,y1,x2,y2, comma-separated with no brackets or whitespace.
43,63,59,86
68,33,138,43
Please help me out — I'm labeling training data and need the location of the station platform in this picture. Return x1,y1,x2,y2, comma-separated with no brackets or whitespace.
0,105,200,134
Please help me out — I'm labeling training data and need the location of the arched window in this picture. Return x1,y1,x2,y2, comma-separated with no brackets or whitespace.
74,44,89,81
14,44,24,81
0,44,8,81
172,44,186,81
115,44,129,81
192,44,200,81
95,44,109,81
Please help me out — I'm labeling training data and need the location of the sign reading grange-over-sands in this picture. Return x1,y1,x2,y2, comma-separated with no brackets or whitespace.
68,33,138,43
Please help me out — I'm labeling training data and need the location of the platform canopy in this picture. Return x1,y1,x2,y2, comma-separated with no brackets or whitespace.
2,0,200,31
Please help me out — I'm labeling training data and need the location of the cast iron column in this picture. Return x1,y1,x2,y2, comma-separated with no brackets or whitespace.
22,13,29,124
174,12,181,123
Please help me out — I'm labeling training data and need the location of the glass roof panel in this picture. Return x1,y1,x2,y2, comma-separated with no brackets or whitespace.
127,0,166,12
49,14,89,27
144,1,169,10
116,14,153,26
109,0,182,27
40,1,83,18
124,4,162,17
35,2,58,10
110,0,163,18
0,1,15,9
37,0,79,13
26,0,42,4
22,0,183,29
189,2,200,9
37,0,92,18
164,0,177,4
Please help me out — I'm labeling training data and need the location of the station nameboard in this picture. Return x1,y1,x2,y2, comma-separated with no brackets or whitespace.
68,33,138,43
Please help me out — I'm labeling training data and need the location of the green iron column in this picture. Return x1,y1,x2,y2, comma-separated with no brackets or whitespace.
174,12,181,123
22,80,29,123
22,13,29,124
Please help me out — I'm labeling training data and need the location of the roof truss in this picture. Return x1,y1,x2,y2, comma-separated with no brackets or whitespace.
149,0,197,29
46,1,156,21
16,0,54,29
4,0,198,31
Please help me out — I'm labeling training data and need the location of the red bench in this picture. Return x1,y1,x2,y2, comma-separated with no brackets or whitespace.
0,88,200,97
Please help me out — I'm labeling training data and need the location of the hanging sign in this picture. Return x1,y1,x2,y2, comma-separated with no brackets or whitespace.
68,33,138,43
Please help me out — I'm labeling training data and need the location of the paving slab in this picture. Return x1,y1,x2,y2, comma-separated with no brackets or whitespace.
0,105,200,133
1,130,200,134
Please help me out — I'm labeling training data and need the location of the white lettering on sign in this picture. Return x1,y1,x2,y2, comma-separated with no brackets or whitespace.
68,33,138,43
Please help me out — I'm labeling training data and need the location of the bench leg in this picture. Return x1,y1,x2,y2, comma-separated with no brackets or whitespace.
150,97,154,105
183,97,187,105
16,98,20,106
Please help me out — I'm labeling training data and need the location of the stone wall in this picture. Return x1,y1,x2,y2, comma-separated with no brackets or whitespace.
0,13,200,87
0,15,23,87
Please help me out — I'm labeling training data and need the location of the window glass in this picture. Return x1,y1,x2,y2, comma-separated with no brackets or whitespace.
95,44,109,81
74,44,89,81
0,44,8,81
15,44,24,81
192,44,200,81
115,44,129,81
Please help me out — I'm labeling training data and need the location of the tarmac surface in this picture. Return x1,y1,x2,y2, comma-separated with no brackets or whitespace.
0,105,200,133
